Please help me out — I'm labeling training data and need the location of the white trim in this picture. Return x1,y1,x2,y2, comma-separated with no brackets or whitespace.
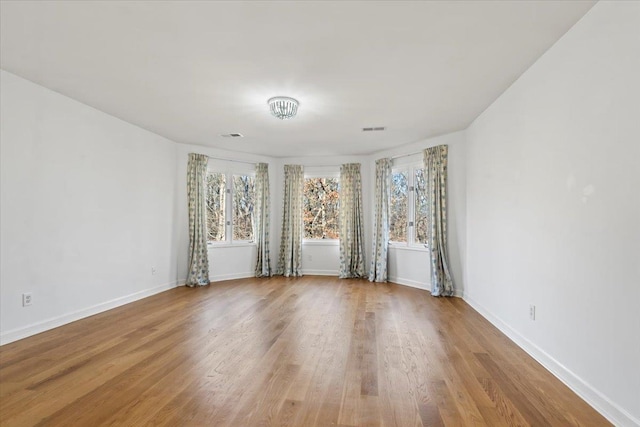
301,269,339,276
463,294,640,427
302,239,339,246
390,154,422,167
208,242,256,249
0,281,180,346
388,276,429,290
388,277,463,298
209,272,254,282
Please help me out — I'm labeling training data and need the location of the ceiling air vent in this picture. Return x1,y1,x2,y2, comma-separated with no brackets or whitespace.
362,127,386,132
221,133,244,138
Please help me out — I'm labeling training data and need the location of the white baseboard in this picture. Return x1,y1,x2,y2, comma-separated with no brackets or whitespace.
301,269,339,276
388,276,429,291
209,272,254,282
0,281,180,346
463,294,639,427
388,277,464,298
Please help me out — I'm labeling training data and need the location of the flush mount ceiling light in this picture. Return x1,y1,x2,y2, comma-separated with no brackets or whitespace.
268,96,299,120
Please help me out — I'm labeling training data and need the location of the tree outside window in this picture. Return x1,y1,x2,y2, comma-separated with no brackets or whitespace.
414,168,428,244
390,164,428,247
390,171,408,242
232,175,255,241
303,177,339,239
206,170,255,243
206,172,226,242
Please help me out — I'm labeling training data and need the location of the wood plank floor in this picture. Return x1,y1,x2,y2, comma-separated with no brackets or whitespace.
0,276,609,426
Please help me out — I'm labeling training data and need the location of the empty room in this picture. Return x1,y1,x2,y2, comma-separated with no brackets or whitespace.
1,1,638,426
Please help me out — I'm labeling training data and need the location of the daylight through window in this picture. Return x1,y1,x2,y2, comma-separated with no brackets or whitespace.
206,172,226,242
390,163,428,247
303,177,339,239
206,170,255,243
232,175,255,241
390,170,408,242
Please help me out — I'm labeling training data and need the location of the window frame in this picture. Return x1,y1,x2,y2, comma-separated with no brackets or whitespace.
303,168,340,243
206,161,256,247
389,160,428,250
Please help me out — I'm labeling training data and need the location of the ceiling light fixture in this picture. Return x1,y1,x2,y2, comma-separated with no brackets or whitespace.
268,96,299,120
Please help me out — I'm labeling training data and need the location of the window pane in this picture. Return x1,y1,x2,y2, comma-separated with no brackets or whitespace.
415,168,428,244
232,175,255,241
206,172,226,242
390,171,408,242
303,177,339,239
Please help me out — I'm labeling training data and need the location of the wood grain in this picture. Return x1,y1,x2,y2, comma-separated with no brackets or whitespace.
0,276,610,426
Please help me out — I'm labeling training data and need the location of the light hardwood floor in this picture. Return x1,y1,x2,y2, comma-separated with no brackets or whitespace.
0,276,609,426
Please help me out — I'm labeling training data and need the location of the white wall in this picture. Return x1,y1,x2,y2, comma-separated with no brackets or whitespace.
370,131,467,293
0,70,179,344
464,2,640,425
174,143,277,283
300,241,340,275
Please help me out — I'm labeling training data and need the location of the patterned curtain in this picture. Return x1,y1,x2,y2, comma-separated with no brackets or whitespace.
369,158,391,282
339,163,365,278
424,145,454,296
186,153,210,287
254,163,271,277
276,165,304,277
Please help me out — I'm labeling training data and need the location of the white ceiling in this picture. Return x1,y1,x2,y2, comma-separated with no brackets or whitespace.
0,1,596,157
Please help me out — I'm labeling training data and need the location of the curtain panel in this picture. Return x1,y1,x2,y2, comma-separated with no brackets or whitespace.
186,153,210,287
369,158,391,282
339,163,366,278
254,163,271,277
424,145,454,296
276,165,304,277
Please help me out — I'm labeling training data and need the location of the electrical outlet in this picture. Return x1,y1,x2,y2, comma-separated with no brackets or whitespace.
151,267,157,275
23,293,33,307
529,305,536,321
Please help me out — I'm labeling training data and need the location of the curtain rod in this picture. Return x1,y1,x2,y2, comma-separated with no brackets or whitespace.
205,158,349,168
205,153,420,165
390,151,422,160
205,155,257,166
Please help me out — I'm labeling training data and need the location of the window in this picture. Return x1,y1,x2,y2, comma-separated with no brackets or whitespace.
206,172,226,242
303,177,339,239
206,169,255,244
390,163,427,247
232,174,255,241
390,170,408,242
414,168,428,244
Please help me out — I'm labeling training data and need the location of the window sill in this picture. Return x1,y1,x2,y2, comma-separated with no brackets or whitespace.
303,239,339,246
207,242,256,249
388,244,428,252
